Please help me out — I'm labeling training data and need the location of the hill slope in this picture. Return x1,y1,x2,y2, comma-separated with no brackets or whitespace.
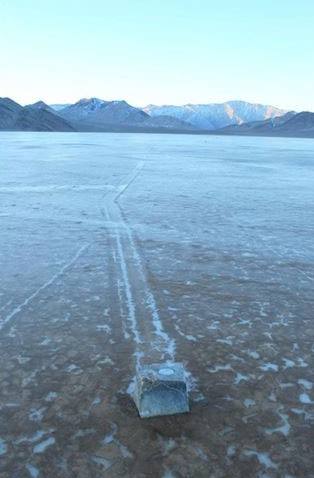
0,98,24,129
217,111,314,137
0,98,76,132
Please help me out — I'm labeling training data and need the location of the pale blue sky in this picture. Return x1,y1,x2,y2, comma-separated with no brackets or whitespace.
1,0,313,110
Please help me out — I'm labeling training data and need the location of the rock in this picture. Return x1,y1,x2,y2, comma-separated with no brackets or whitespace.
133,363,189,418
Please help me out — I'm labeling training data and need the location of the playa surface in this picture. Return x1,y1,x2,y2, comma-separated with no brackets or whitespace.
1,132,314,477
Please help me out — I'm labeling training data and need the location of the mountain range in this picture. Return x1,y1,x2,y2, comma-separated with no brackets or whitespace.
56,98,195,132
1,96,313,137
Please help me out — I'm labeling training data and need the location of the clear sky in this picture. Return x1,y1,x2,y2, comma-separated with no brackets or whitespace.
1,0,313,111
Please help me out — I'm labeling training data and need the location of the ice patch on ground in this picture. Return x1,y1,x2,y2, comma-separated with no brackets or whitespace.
186,334,197,341
299,393,314,404
244,398,256,408
25,464,40,478
217,336,234,345
282,358,295,369
298,379,312,390
234,373,249,384
207,321,220,330
16,429,54,444
102,422,118,445
39,337,51,345
243,449,278,469
265,412,290,437
92,397,101,406
100,421,133,458
96,324,111,333
45,391,58,401
90,456,112,470
227,444,236,456
297,357,308,367
29,407,46,422
259,363,278,372
0,438,7,455
209,364,233,373
268,392,277,402
162,470,176,478
66,364,81,374
33,436,56,453
74,428,96,439
291,408,314,422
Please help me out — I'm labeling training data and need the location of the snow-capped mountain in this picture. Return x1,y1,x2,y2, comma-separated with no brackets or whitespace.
143,101,288,130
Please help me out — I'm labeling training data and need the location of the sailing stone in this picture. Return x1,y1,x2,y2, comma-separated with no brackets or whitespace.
133,363,189,418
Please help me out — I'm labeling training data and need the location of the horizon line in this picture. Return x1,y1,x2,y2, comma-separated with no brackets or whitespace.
2,95,301,112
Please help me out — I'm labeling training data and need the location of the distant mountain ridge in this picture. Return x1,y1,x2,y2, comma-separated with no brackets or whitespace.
217,111,314,137
0,97,195,133
143,100,288,130
53,98,291,132
57,98,195,132
1,96,313,137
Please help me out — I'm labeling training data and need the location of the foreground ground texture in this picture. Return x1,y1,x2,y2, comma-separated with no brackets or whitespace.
1,132,314,477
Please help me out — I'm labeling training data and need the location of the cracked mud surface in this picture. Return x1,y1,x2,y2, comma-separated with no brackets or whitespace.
1,133,314,477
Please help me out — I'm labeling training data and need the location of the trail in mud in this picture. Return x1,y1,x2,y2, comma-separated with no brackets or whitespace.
101,160,175,369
